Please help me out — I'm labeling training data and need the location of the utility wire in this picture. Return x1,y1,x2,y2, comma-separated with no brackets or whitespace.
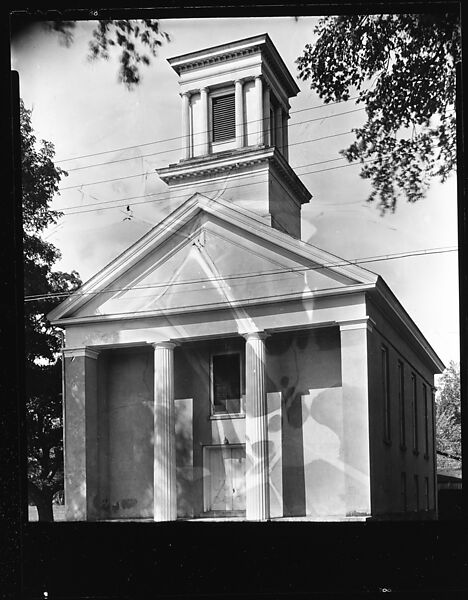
65,129,354,173
24,245,458,302
55,96,361,164
57,131,356,212
57,108,365,189
57,140,441,217
58,154,350,214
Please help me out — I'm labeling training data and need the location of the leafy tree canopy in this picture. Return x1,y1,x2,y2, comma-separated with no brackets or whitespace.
45,19,170,88
435,360,461,471
296,13,460,213
21,99,81,520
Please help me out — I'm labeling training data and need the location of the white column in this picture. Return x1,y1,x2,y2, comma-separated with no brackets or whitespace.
153,342,177,521
275,105,283,153
200,87,209,155
255,75,264,146
263,83,271,146
244,331,270,520
235,78,244,148
181,92,190,160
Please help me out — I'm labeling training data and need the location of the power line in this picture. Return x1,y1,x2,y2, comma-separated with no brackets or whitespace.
57,139,440,217
55,96,360,164
24,245,458,303
65,129,354,173
56,131,355,213
57,108,365,188
58,154,350,214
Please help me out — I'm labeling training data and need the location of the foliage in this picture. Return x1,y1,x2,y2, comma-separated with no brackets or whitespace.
45,19,170,88
296,13,460,213
21,99,82,520
435,360,461,471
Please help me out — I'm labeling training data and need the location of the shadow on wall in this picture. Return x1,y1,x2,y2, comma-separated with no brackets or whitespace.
302,386,371,517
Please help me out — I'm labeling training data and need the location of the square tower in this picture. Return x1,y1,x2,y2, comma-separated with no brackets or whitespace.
156,34,311,238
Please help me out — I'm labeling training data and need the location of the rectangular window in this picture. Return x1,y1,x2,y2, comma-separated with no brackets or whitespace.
425,477,430,510
381,345,391,443
401,472,407,512
398,360,406,448
212,94,235,142
414,474,419,512
423,383,429,458
211,352,242,414
412,373,418,453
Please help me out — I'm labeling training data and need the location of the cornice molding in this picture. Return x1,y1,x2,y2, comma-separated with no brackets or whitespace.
157,146,311,205
63,347,100,360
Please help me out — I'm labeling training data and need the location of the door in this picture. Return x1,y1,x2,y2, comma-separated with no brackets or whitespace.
205,445,246,514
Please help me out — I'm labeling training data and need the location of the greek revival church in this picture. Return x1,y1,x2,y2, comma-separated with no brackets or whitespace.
48,34,443,521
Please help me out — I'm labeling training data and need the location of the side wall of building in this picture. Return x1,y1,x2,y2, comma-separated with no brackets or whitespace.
366,297,437,519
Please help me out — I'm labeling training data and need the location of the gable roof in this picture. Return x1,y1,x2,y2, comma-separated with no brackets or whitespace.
47,193,378,323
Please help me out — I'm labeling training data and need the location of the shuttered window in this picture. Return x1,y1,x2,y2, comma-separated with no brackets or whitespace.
212,94,235,142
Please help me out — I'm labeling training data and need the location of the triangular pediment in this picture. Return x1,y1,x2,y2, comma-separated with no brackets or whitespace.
48,194,378,322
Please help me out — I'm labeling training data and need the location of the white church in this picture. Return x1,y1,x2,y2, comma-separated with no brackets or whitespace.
48,34,442,522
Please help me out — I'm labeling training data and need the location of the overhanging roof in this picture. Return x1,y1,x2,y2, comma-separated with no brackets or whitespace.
167,33,300,98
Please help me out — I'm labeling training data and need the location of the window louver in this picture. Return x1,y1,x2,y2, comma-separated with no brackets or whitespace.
212,94,235,142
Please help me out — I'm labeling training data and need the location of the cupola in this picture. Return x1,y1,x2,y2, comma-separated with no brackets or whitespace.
156,34,312,238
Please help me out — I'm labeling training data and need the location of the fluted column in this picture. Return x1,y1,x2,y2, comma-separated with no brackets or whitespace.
200,87,209,155
255,75,264,146
244,331,270,520
181,92,190,160
235,78,244,148
153,342,177,521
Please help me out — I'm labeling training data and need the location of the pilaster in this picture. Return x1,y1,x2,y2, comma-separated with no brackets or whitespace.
63,346,100,521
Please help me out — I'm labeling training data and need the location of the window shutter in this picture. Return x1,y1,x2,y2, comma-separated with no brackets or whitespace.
212,94,235,142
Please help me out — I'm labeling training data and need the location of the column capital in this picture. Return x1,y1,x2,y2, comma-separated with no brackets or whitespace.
63,347,100,360
338,317,375,333
152,341,178,350
199,86,209,93
179,90,190,98
243,330,269,342
254,74,263,81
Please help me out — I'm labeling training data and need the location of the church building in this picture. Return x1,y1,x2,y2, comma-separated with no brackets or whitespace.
48,34,444,521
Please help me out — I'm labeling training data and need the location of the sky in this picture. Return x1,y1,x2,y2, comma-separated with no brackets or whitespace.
11,16,460,367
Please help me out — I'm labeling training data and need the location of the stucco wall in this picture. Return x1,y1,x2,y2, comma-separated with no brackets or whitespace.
104,347,154,520
366,297,438,519
265,327,342,516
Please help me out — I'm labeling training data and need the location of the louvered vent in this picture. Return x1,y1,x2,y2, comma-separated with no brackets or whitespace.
212,94,235,142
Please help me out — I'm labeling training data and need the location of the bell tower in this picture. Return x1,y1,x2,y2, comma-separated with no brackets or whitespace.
156,34,311,238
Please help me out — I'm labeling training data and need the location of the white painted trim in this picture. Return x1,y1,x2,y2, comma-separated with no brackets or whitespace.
338,317,376,332
49,283,376,326
47,194,377,323
62,347,100,360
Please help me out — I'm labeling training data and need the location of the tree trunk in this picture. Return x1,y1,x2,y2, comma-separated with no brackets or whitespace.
29,483,55,522
35,493,54,522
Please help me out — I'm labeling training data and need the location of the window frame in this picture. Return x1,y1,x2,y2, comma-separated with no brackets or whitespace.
411,372,419,454
423,383,429,459
414,474,419,512
209,349,244,417
398,360,406,450
381,345,391,444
